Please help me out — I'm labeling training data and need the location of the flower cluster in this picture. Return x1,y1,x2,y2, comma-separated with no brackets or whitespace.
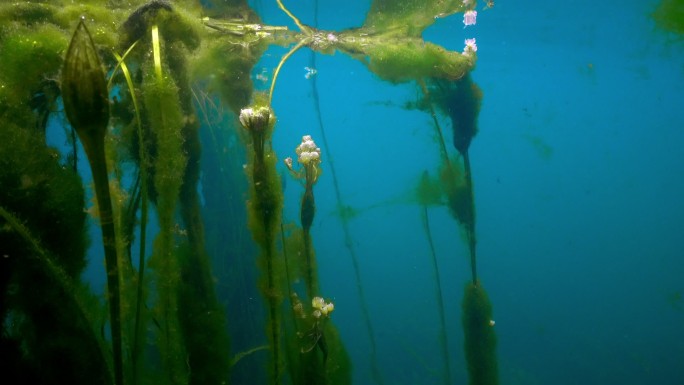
462,4,479,56
463,10,477,27
295,135,321,165
311,296,335,318
285,135,322,184
291,293,335,319
462,38,477,56
239,106,272,132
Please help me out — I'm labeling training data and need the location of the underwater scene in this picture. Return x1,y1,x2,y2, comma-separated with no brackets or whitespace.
1,0,683,384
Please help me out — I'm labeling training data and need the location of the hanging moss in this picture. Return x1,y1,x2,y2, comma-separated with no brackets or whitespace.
0,2,59,29
416,170,444,207
364,0,467,36
119,0,203,52
426,75,483,155
438,158,473,228
361,40,473,84
192,34,267,114
0,123,88,276
0,25,66,91
653,0,684,35
462,282,498,385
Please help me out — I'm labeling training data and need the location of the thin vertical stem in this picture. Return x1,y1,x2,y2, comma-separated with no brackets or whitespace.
462,151,477,284
421,204,452,385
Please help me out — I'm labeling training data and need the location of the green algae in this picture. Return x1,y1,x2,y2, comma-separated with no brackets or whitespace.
653,0,684,35
462,282,499,385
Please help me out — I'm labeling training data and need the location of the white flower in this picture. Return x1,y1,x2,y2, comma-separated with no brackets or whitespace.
238,108,253,128
463,10,477,27
311,297,334,317
320,302,334,316
312,296,325,309
462,38,477,56
239,106,271,131
296,135,321,165
284,157,293,170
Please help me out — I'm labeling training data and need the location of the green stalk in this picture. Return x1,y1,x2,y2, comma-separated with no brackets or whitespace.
253,151,282,385
62,20,122,385
308,49,384,385
420,203,452,385
269,39,308,104
242,104,282,385
112,48,148,383
88,138,124,385
462,151,477,284
301,181,316,297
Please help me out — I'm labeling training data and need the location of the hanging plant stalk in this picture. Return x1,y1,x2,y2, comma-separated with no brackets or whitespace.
111,44,149,382
240,102,283,385
284,134,322,297
61,18,123,385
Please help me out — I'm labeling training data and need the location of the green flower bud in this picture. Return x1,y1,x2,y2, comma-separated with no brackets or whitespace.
61,18,109,137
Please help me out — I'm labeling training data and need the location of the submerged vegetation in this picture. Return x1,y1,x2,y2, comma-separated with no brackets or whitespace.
0,1,498,384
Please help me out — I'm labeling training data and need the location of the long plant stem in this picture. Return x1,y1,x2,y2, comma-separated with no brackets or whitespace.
281,223,300,328
276,0,310,33
421,204,452,385
308,41,384,385
418,79,450,166
113,48,147,383
265,237,281,385
302,229,315,298
420,79,478,284
83,136,124,385
251,146,282,385
71,126,78,172
269,39,307,104
462,151,477,284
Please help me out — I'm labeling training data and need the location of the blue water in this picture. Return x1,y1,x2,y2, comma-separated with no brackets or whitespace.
251,1,684,384
51,0,683,384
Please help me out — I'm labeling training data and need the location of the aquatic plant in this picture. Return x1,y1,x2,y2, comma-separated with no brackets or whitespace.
240,99,285,384
61,19,124,385
652,0,684,35
462,283,498,385
0,124,110,384
284,134,322,297
417,171,453,385
286,292,352,385
0,1,491,384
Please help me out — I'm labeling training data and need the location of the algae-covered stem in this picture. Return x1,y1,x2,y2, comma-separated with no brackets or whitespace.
301,156,319,296
420,193,453,385
239,104,283,384
305,12,386,381
462,151,478,284
61,19,123,385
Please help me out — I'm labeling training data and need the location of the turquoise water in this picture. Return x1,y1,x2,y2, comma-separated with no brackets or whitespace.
11,0,684,384
243,1,684,384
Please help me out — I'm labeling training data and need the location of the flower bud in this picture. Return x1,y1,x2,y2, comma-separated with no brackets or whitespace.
239,106,272,132
61,18,109,137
